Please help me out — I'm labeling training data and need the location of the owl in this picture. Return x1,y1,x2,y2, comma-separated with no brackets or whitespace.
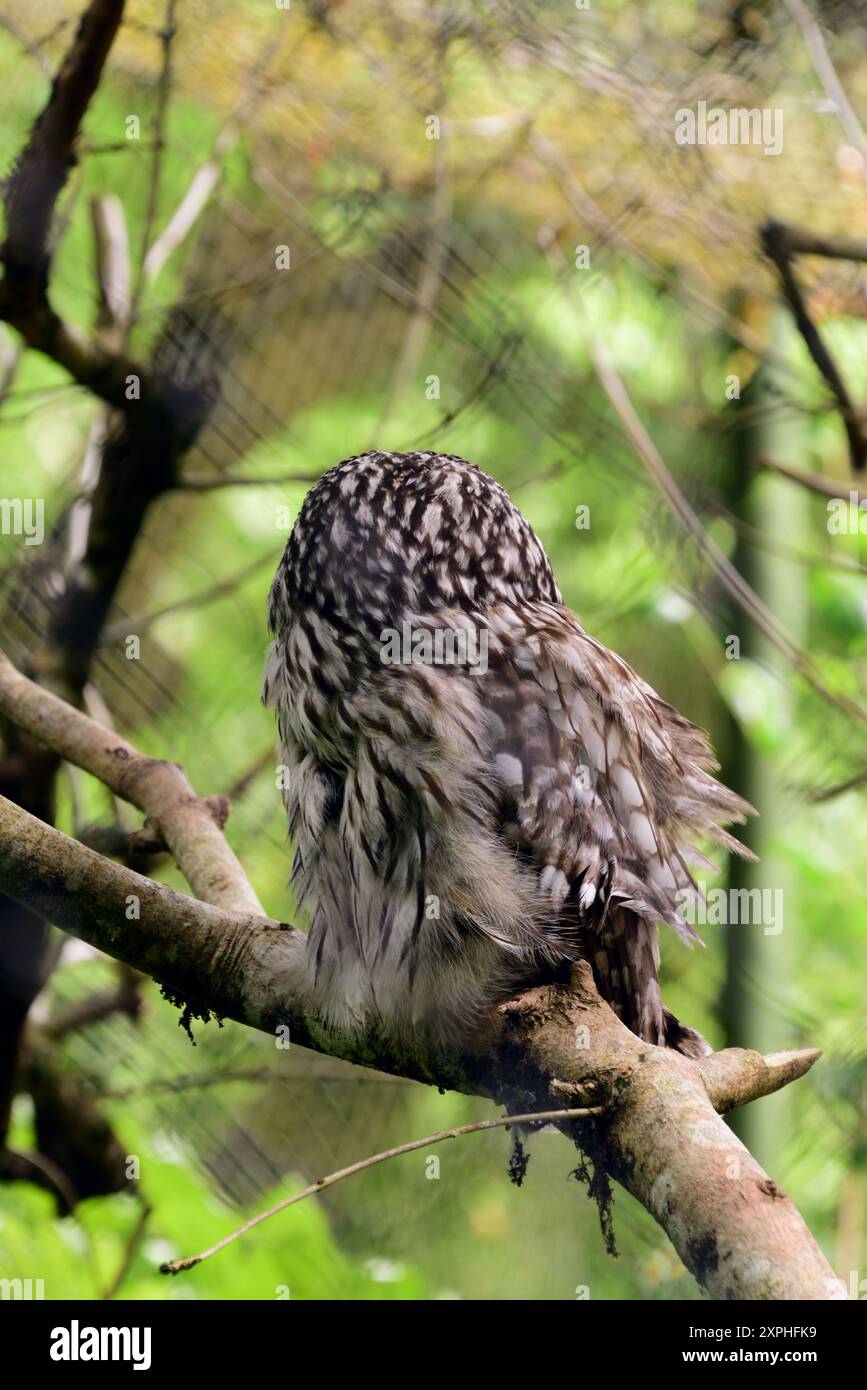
263,450,752,1055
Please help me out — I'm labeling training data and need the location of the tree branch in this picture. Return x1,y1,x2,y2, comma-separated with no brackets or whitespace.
163,1106,601,1275
753,451,867,503
0,650,262,916
0,0,160,411
760,218,867,474
782,0,867,166
590,339,867,726
98,552,274,646
2,0,123,281
0,671,847,1300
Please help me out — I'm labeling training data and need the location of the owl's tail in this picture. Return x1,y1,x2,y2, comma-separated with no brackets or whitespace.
590,907,710,1058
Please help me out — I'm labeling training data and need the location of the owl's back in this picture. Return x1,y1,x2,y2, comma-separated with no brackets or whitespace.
264,451,751,1050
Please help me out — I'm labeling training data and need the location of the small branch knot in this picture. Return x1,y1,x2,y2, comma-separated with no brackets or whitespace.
204,794,230,829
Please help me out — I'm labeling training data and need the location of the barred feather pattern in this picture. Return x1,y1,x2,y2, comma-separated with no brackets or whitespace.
263,451,754,1053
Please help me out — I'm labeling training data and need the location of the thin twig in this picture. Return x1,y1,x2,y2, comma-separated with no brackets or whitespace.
131,0,177,315
102,1200,152,1300
753,451,866,503
804,768,867,803
100,1067,411,1101
177,472,322,491
0,1146,79,1212
0,335,22,410
223,747,275,803
783,0,867,166
377,97,452,434
141,18,297,287
143,161,222,286
0,16,47,73
529,130,797,381
91,194,131,349
65,195,131,579
161,1106,602,1274
46,970,144,1040
99,551,273,645
711,502,867,577
590,342,867,728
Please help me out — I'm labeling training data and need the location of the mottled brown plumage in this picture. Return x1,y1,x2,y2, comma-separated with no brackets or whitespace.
263,450,753,1052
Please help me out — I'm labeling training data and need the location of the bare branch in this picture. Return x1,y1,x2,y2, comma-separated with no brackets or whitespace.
177,472,322,491
590,341,867,728
131,0,177,313
0,0,164,413
0,650,263,915
0,15,57,78
804,767,867,802
90,194,131,348
2,0,123,277
753,450,867,503
162,1105,602,1275
0,780,845,1300
99,551,273,646
99,1067,410,1101
0,334,22,411
530,131,795,379
758,223,867,264
711,501,867,577
0,1144,79,1211
699,1047,823,1112
142,160,222,286
103,1199,151,1300
783,0,867,166
760,218,867,474
45,966,144,1040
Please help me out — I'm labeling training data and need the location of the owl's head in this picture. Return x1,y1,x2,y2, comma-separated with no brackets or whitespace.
270,450,560,635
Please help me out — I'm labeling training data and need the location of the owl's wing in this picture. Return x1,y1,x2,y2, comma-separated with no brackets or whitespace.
477,600,755,1049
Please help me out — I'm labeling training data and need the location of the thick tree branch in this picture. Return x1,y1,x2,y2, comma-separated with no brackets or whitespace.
0,733,847,1301
0,651,262,916
0,650,846,1298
